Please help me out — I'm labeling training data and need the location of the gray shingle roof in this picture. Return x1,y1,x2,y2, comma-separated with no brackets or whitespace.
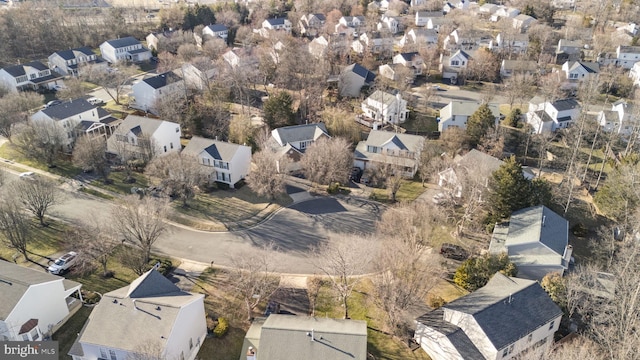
253,315,368,360
415,309,485,360
552,98,580,112
266,17,287,26
505,205,569,257
2,61,49,77
142,71,182,89
343,63,376,83
111,115,176,139
182,136,244,161
41,98,96,120
205,24,228,32
399,52,419,61
365,130,424,153
53,47,95,61
271,123,329,147
105,36,141,48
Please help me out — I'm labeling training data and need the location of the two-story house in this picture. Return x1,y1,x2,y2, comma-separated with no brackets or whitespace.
377,14,399,34
106,115,181,160
359,91,409,129
339,63,376,97
146,30,178,53
270,123,330,154
615,45,640,69
31,98,118,149
443,29,492,53
182,136,251,188
131,71,185,114
299,13,326,37
261,18,292,34
438,101,500,132
439,49,471,83
48,47,105,77
556,39,582,63
353,130,425,177
415,272,563,360
443,0,469,13
399,28,438,50
597,99,638,135
99,37,152,64
352,32,393,55
338,15,365,31
629,61,640,86
222,47,259,69
561,60,599,82
203,24,229,40
393,52,424,75
492,6,520,21
512,14,537,32
490,33,529,54
526,97,581,133
499,60,537,78
0,61,64,93
415,11,443,28
0,260,82,342
309,35,350,59
69,269,206,360
181,60,217,91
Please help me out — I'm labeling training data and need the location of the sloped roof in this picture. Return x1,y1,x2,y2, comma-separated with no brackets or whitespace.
415,309,485,360
455,149,503,171
52,47,95,61
367,90,401,106
271,123,329,147
41,98,97,120
343,63,376,83
619,45,640,53
552,98,580,111
0,260,73,319
566,61,600,74
501,60,537,71
205,24,228,32
2,61,49,77
182,136,247,161
451,49,471,60
398,52,420,61
365,130,424,152
439,273,562,350
141,71,182,89
440,101,500,119
505,205,568,258
254,315,368,360
112,115,175,138
266,17,288,26
104,36,141,48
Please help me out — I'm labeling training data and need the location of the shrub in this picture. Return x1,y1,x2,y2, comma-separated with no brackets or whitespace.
571,223,588,237
327,182,341,194
82,290,101,305
428,295,446,309
213,317,229,338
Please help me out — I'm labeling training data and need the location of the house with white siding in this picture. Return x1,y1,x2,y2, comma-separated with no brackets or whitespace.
615,45,640,69
131,71,185,114
203,24,229,40
438,101,500,132
99,37,152,64
107,115,181,160
353,130,424,177
597,99,639,135
48,47,106,77
0,61,64,93
182,136,251,187
525,97,581,134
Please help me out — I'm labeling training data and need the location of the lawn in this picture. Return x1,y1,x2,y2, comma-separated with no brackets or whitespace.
371,180,428,203
0,219,70,264
0,142,82,178
53,305,92,360
402,112,438,133
89,170,148,195
79,186,115,200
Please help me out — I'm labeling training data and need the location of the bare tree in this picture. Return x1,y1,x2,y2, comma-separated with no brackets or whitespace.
14,121,66,167
322,107,362,144
11,177,59,226
0,196,32,261
0,91,44,142
73,136,111,182
227,246,281,321
145,152,208,206
68,222,119,277
307,276,324,316
246,149,289,200
313,234,375,319
83,63,138,105
110,196,169,264
55,78,87,100
301,137,353,186
418,141,445,186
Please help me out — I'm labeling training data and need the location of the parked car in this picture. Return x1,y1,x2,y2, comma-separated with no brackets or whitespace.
19,171,35,180
349,167,363,183
48,252,78,274
87,97,104,106
51,84,66,91
440,243,468,261
45,100,62,108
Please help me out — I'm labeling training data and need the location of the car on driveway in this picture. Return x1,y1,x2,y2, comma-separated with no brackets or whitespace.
19,171,35,180
45,100,62,108
48,251,78,275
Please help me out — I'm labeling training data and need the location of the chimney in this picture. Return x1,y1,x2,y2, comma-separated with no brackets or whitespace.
562,245,573,268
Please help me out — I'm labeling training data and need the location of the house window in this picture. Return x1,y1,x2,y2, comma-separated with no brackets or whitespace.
549,321,555,330
164,145,167,153
109,350,117,360
21,333,29,341
180,352,184,360
30,328,39,341
451,60,459,66
189,338,193,350
170,142,174,149
176,127,180,133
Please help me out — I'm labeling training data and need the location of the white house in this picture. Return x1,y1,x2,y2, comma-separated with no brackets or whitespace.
377,14,399,34
490,33,529,55
493,6,520,20
561,61,600,82
131,71,185,114
203,24,229,40
415,11,443,27
354,32,393,55
69,269,206,360
399,28,438,49
146,30,179,52
299,13,326,37
353,130,425,177
48,47,105,77
181,60,217,91
438,101,500,132
107,115,181,160
223,47,259,69
616,45,640,69
630,61,640,86
31,98,118,149
439,49,472,82
99,37,152,64
182,136,251,188
597,99,638,135
551,0,575,8
0,260,82,341
360,90,408,128
415,272,563,360
270,123,330,154
490,206,572,280
526,97,581,134
512,14,537,32
339,15,365,30
499,60,537,78
443,0,469,13
393,52,424,76
339,63,376,97
0,61,64,93
240,315,367,360
261,18,292,33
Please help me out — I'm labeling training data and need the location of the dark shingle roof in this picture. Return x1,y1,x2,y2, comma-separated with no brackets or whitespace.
53,47,95,61
552,98,580,111
416,309,485,360
266,18,287,26
344,63,376,83
105,36,141,48
2,61,49,77
130,125,142,136
311,13,326,21
142,71,182,89
399,52,419,61
41,98,96,120
205,24,228,32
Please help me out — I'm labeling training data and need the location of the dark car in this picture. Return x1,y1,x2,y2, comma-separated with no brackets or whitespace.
440,243,468,261
349,167,363,182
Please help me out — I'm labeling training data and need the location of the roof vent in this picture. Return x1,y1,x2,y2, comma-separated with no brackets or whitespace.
156,306,161,311
113,299,118,304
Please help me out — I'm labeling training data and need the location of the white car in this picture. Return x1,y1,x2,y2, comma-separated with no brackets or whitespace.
87,97,104,106
19,171,35,180
48,252,78,275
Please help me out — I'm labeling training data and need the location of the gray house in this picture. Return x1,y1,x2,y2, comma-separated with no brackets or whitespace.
490,205,572,281
240,315,367,360
338,63,375,97
48,47,105,77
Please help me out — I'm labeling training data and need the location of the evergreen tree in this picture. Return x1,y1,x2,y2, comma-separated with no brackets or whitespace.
466,104,496,147
454,253,517,291
263,92,295,129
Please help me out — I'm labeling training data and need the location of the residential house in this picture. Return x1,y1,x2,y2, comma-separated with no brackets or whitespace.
443,0,469,13
393,52,424,76
359,90,409,129
31,98,118,149
551,0,575,8
438,100,500,132
339,15,366,30
146,30,176,52
299,13,326,37
106,115,181,160
415,11,443,27
561,60,599,82
223,47,259,69
399,28,438,49
489,205,572,280
309,36,330,58
512,14,537,32
240,315,367,360
309,35,351,59
182,136,251,187
131,72,185,114
414,272,562,360
270,123,330,154
616,45,640,69
597,99,639,135
0,260,82,341
48,47,105,77
0,61,63,93
629,61,640,86
261,18,292,34
499,60,537,78
353,130,425,177
410,0,426,7
477,3,499,17
526,97,581,133
181,60,217,91
377,14,399,34
202,24,229,40
443,29,492,52
555,39,582,63
99,37,152,64
68,269,206,360
490,33,529,55
439,49,471,82
338,63,375,97
352,32,393,55
492,6,520,21
379,64,412,83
